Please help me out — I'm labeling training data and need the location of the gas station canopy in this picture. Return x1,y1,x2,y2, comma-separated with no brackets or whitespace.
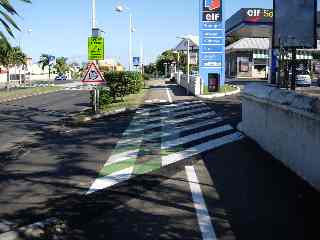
226,8,320,39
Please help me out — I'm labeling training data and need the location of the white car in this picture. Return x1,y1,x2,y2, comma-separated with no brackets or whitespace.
296,72,312,87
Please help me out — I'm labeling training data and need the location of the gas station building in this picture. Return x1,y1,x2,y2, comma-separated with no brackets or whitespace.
225,8,320,80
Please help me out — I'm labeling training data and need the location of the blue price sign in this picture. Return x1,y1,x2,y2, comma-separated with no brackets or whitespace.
199,0,225,91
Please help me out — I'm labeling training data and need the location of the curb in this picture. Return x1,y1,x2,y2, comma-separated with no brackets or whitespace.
197,86,241,99
0,89,63,104
69,106,139,125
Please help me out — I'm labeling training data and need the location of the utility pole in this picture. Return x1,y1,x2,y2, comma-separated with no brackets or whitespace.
140,42,144,75
92,0,96,30
187,38,190,96
129,13,133,71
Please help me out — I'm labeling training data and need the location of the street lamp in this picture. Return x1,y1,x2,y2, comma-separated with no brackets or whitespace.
172,50,180,84
116,4,136,71
177,36,190,95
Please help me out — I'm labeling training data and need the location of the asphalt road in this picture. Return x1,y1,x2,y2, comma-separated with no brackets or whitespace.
0,90,119,231
0,82,319,240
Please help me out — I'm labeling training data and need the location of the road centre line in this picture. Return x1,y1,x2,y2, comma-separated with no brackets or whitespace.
185,166,218,240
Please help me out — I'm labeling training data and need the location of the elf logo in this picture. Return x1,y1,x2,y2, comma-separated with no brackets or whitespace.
205,0,221,11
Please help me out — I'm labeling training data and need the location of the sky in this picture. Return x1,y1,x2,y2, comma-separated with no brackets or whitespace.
7,1,276,66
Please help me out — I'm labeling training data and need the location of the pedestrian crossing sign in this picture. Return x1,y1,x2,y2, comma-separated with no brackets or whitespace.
82,62,105,84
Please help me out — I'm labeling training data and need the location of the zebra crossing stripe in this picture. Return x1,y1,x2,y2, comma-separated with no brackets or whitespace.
86,166,134,195
102,124,232,175
162,132,244,167
161,125,234,150
126,111,217,134
87,131,244,193
135,106,212,124
106,148,141,166
118,117,222,145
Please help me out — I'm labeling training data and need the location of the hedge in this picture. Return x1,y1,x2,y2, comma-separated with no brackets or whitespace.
103,71,144,101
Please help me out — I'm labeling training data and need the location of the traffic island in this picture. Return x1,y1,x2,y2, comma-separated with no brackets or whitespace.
238,84,320,191
69,87,149,126
0,86,63,103
199,84,240,99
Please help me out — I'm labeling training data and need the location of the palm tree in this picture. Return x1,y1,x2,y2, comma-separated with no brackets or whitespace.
0,39,26,89
0,0,32,43
38,54,52,80
54,57,70,75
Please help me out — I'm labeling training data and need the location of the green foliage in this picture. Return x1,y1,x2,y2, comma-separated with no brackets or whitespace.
54,57,70,74
0,40,26,68
38,54,50,70
98,88,113,106
0,0,31,43
103,71,144,102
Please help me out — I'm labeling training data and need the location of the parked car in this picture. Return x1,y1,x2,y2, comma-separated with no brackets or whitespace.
296,71,312,87
289,71,312,87
55,74,67,81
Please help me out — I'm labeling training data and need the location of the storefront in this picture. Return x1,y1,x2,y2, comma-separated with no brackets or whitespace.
226,8,320,80
226,38,319,79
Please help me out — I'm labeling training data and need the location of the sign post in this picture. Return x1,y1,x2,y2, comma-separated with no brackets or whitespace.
48,55,56,81
199,0,225,93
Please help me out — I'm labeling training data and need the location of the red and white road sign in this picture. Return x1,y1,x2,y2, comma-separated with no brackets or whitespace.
82,62,105,84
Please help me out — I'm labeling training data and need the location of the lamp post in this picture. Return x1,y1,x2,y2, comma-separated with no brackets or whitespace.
177,36,190,95
172,50,180,84
116,5,136,71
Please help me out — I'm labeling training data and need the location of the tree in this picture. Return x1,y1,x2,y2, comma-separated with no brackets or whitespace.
54,57,69,74
38,54,53,80
38,54,49,70
156,50,177,76
0,0,32,43
0,39,26,89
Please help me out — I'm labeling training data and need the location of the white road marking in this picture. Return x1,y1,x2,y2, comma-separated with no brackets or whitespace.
136,106,212,124
127,111,217,134
166,88,173,103
162,125,233,150
185,166,218,240
110,124,231,167
118,117,222,145
106,148,141,166
86,167,134,195
137,102,206,118
162,132,244,167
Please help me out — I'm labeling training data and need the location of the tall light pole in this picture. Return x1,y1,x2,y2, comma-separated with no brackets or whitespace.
177,36,190,95
116,5,135,71
92,0,96,29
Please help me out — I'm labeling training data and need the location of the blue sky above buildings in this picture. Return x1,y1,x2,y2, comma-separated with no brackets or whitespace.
8,1,313,66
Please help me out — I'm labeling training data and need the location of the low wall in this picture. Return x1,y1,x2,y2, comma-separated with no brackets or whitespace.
175,73,201,96
239,84,320,190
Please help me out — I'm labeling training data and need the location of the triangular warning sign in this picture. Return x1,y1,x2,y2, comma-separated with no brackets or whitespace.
82,62,105,84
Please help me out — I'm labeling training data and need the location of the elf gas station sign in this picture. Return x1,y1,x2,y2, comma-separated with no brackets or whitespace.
200,0,225,92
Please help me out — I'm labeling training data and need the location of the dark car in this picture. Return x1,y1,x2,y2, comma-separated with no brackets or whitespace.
55,74,67,81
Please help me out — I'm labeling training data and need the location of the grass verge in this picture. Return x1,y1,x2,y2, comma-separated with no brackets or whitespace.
0,86,63,102
203,84,238,95
100,87,149,112
74,86,149,124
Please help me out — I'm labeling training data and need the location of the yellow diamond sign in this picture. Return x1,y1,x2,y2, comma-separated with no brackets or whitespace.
88,37,104,60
